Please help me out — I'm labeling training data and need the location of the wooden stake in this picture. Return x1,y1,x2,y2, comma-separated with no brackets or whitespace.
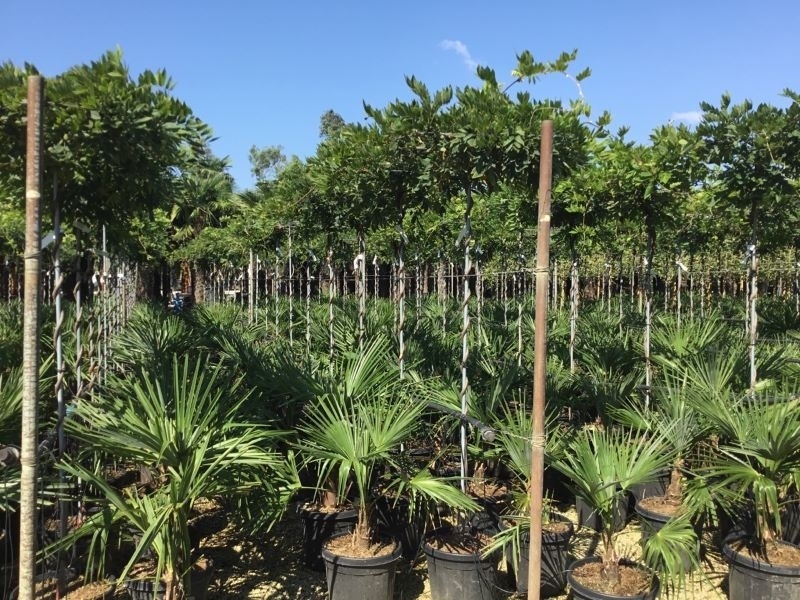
19,74,44,600
528,120,553,600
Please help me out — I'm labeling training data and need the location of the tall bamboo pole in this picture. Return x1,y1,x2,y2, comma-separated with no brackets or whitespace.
528,120,553,600
19,74,44,600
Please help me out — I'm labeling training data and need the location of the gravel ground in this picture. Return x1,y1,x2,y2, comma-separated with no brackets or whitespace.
50,496,729,599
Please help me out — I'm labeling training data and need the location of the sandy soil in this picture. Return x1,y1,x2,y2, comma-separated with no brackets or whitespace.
59,497,729,599
193,500,729,600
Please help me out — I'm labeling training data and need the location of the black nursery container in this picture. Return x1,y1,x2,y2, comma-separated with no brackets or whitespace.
567,556,660,600
723,536,800,600
320,533,402,600
576,495,628,532
423,527,499,600
125,561,213,600
299,505,358,569
506,517,574,597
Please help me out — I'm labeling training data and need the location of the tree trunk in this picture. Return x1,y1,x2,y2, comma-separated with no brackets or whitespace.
569,258,579,375
748,197,759,394
459,188,473,493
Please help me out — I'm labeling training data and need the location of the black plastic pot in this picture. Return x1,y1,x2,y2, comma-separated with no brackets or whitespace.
634,501,695,572
505,516,574,597
320,532,402,600
374,495,425,559
567,556,660,600
576,495,628,533
423,527,499,600
723,535,800,600
628,472,669,507
543,466,573,504
299,505,358,570
125,560,214,600
782,499,800,545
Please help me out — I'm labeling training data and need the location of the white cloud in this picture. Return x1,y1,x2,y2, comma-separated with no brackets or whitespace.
670,111,702,125
440,39,478,70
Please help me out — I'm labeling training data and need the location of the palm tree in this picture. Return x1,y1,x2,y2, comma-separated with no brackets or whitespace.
57,355,293,600
552,425,671,592
482,398,574,596
294,336,477,552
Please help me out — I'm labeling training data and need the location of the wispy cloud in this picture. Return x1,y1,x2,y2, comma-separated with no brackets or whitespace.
670,111,702,125
440,39,478,70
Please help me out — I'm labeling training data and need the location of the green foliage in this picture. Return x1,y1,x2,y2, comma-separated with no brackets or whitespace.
697,393,800,549
110,303,199,374
552,425,671,577
0,49,216,260
0,300,23,372
249,144,287,182
640,513,700,596
59,354,293,595
293,335,478,546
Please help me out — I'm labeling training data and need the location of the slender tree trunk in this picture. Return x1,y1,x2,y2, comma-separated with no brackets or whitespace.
700,254,706,319
306,262,312,357
373,254,379,299
437,257,446,335
515,271,522,366
676,254,683,328
618,258,624,330
475,255,483,338
688,254,694,322
274,254,280,337
552,261,558,310
569,257,579,375
19,75,44,600
794,246,799,317
356,231,366,351
502,269,508,326
644,222,656,411
248,249,254,325
459,188,473,494
51,179,68,571
397,234,406,379
288,231,295,345
327,249,335,372
748,198,759,394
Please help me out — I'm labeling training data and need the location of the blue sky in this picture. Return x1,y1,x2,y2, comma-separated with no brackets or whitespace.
3,1,798,190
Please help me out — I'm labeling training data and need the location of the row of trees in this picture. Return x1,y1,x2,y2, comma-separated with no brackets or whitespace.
1,49,799,302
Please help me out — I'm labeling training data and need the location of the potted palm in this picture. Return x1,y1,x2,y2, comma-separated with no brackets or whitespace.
55,354,294,600
482,399,574,598
698,390,800,600
294,337,478,600
609,362,704,584
552,425,672,599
